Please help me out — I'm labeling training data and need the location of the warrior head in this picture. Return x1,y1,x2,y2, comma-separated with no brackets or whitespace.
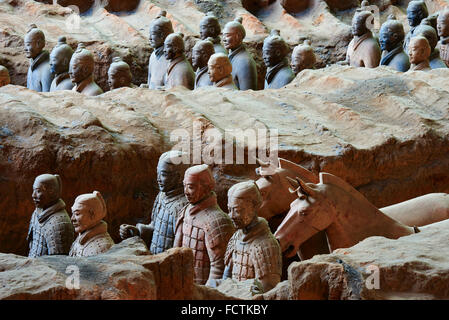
157,150,189,193
24,24,45,59
407,1,428,28
183,164,215,204
291,40,316,75
108,57,132,90
71,191,107,234
379,15,405,52
227,181,262,230
32,174,62,209
263,29,289,68
208,52,232,83
149,10,174,49
200,13,221,41
164,32,185,61
408,36,431,65
192,37,215,70
50,36,74,76
223,17,245,51
69,43,95,84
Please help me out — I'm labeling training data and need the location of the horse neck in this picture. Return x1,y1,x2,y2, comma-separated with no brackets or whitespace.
325,184,414,250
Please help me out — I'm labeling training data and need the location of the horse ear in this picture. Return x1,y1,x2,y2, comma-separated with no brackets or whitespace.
278,158,319,183
296,177,318,198
256,157,270,168
286,176,299,193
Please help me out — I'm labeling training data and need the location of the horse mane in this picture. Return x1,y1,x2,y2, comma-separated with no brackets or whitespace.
319,172,381,212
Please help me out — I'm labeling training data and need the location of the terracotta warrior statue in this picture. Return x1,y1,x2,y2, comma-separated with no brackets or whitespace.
120,150,189,254
421,14,438,31
222,181,282,293
291,40,316,75
200,13,227,55
208,53,237,89
223,17,258,90
27,174,74,257
192,38,215,89
174,164,235,285
108,57,134,90
69,191,114,257
408,36,431,71
0,65,10,87
146,10,174,89
263,30,295,89
404,1,428,53
379,16,410,72
346,10,381,68
437,10,449,68
69,43,103,96
163,33,195,90
49,36,74,92
25,24,53,92
414,24,447,69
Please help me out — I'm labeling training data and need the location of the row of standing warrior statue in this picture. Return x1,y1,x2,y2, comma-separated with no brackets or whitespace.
1,1,447,95
28,152,281,292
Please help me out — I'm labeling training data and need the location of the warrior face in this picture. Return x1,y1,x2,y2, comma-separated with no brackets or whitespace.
208,53,232,83
192,41,214,70
228,196,256,230
263,43,282,68
351,11,372,37
149,26,166,49
32,175,59,209
24,32,44,60
71,201,95,234
50,48,71,75
200,17,220,40
437,12,449,38
157,161,181,193
222,26,243,51
407,2,427,28
408,36,430,65
107,65,131,90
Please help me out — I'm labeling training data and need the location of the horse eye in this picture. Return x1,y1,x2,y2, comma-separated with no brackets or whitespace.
299,195,307,200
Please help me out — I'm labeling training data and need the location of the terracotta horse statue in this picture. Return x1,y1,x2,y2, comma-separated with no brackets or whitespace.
275,172,424,257
256,158,449,257
255,157,330,261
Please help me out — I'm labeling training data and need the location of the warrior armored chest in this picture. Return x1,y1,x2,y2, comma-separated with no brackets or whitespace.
231,239,256,281
150,193,186,254
181,211,210,284
28,211,48,257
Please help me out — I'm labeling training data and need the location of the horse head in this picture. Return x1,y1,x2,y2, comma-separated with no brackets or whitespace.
274,174,335,258
254,157,319,221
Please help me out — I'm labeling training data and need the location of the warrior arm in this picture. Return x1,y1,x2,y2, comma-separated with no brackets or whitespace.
236,57,258,90
136,223,154,247
41,68,53,92
45,215,75,255
259,273,281,293
222,264,232,280
364,42,381,68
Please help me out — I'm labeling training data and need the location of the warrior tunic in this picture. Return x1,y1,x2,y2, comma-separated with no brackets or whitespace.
174,192,235,285
27,199,74,257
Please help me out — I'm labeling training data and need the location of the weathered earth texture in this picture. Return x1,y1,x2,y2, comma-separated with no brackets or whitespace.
2,0,447,91
1,66,449,256
0,237,232,299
